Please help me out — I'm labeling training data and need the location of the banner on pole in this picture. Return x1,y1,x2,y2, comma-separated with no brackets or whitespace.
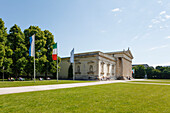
70,48,74,63
29,34,35,56
52,43,57,60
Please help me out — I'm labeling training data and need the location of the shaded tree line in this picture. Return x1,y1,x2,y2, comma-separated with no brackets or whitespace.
0,18,61,80
133,65,170,79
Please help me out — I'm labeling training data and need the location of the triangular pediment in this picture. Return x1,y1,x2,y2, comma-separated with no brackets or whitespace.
125,50,134,59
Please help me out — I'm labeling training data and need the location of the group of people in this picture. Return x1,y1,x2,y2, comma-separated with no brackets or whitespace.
7,77,51,81
99,76,111,81
8,77,24,81
8,77,15,81
39,77,51,81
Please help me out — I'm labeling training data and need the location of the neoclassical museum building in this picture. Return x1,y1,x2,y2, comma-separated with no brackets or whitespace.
59,48,133,80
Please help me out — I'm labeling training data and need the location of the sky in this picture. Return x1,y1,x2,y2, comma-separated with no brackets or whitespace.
0,0,170,67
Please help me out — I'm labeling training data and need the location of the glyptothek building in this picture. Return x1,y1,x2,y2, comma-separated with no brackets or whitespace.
59,48,133,80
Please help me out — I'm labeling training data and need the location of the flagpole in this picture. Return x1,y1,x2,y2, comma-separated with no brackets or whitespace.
57,42,58,82
73,63,74,80
73,48,74,80
34,34,36,82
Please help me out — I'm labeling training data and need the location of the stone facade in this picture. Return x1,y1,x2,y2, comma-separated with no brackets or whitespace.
59,49,133,80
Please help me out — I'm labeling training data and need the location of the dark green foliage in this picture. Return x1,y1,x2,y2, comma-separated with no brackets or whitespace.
146,66,154,79
44,30,61,79
8,24,27,78
162,68,170,79
0,18,7,67
50,56,61,79
0,18,60,79
156,66,164,72
24,26,48,78
134,65,170,79
152,69,161,78
0,18,13,77
133,65,146,78
150,67,170,79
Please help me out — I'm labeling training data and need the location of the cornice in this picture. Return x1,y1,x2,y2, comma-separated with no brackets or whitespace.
99,55,115,62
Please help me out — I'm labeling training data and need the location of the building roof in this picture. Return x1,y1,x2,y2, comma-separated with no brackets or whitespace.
105,48,134,59
61,49,133,61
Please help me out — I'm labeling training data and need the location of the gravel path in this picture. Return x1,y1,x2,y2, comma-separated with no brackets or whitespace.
0,80,127,95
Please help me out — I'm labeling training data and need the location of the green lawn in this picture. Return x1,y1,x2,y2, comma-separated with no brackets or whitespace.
147,79,170,81
0,83,169,113
0,80,94,88
129,79,170,84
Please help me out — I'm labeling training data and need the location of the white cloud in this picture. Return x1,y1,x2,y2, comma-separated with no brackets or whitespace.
166,36,170,39
157,0,162,3
149,45,168,51
157,0,163,5
149,10,169,29
165,25,169,28
165,15,170,19
112,8,121,12
160,11,166,15
148,25,152,28
161,18,166,21
130,35,139,42
151,19,160,24
101,30,107,33
118,19,122,23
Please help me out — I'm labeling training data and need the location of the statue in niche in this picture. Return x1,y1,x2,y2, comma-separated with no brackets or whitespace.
101,64,104,73
112,65,114,71
89,65,93,72
107,64,110,73
77,65,80,72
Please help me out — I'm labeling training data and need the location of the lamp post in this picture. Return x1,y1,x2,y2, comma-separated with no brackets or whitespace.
2,42,5,82
47,46,50,78
2,65,4,82
37,50,40,76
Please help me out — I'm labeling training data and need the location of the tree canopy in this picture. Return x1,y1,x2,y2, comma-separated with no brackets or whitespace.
8,24,27,78
0,18,60,80
0,18,13,76
133,65,170,79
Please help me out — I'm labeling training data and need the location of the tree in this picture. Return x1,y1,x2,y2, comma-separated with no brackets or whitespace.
8,24,27,79
0,18,7,67
162,68,170,79
133,65,146,78
152,69,161,79
44,30,55,79
156,66,165,72
24,26,48,79
145,66,154,79
50,56,61,79
44,30,61,79
0,18,13,79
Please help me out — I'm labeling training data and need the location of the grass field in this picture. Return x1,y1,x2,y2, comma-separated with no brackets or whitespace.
0,81,169,113
0,80,94,88
129,79,170,84
148,79,170,81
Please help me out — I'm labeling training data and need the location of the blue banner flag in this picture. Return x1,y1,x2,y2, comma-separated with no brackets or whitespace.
70,48,74,63
29,34,35,56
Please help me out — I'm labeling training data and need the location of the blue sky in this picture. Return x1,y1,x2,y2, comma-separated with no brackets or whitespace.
0,0,170,67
